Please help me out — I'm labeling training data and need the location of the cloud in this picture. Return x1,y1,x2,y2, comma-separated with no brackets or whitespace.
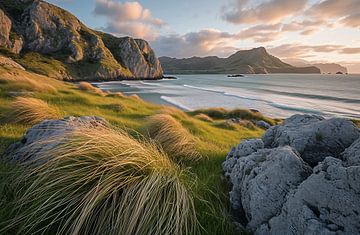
306,0,360,28
94,0,165,40
222,0,308,24
151,29,240,58
269,44,360,59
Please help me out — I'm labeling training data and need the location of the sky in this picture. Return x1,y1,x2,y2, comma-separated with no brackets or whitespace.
48,0,360,73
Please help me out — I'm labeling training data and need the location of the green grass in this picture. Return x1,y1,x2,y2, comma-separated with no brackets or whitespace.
0,67,265,234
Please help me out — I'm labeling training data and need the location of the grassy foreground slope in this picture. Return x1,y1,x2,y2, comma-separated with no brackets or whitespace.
0,67,265,234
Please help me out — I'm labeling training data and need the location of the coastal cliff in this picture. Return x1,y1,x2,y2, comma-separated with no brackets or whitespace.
0,0,163,80
160,47,320,74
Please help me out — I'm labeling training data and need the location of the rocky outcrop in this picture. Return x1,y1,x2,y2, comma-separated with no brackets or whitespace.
6,116,107,164
0,8,23,54
262,114,359,166
102,35,163,79
223,114,360,234
0,55,25,70
0,0,163,80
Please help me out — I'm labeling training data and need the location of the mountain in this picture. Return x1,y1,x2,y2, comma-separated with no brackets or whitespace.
284,58,348,74
0,0,163,80
159,47,320,74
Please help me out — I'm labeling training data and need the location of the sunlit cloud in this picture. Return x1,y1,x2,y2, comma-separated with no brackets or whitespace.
94,0,165,40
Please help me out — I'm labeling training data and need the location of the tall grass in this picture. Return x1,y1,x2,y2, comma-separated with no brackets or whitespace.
8,97,62,125
5,125,197,235
194,113,213,122
146,114,201,164
77,82,105,96
192,107,275,125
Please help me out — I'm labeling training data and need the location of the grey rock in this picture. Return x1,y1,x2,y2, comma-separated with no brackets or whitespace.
102,36,163,79
229,146,312,231
341,137,360,166
260,157,360,235
256,120,271,129
262,114,359,166
5,116,108,164
223,139,264,177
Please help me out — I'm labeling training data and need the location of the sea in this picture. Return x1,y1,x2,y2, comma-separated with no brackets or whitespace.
95,74,360,119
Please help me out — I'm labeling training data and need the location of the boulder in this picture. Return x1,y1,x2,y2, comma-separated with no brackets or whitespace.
5,116,107,164
262,114,359,166
228,146,312,231
259,157,360,235
341,137,360,166
256,120,271,129
223,114,360,234
223,138,264,177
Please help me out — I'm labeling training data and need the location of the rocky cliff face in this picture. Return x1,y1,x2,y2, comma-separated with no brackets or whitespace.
159,47,320,74
0,0,163,80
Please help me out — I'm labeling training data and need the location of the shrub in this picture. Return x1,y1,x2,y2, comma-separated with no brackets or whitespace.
8,97,62,125
77,82,105,96
129,94,142,101
6,125,197,235
146,114,201,164
194,113,213,122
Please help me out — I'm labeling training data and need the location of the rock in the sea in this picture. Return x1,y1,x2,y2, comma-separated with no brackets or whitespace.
229,146,312,231
255,120,271,129
259,157,360,235
6,116,107,164
224,114,360,234
262,114,359,166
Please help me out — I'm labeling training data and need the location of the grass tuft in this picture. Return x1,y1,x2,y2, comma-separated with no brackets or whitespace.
146,114,201,164
8,97,62,125
5,125,198,235
77,82,105,96
195,113,213,122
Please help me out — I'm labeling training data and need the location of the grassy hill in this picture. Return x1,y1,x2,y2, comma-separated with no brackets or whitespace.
0,66,273,234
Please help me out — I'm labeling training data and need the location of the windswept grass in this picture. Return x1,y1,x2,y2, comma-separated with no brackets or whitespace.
146,114,201,164
5,125,197,235
195,113,213,122
77,82,105,96
8,97,62,125
192,107,275,125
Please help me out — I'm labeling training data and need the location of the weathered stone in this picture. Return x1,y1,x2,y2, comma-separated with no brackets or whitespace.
262,114,359,166
229,147,312,231
6,116,108,164
342,137,360,166
223,139,264,177
260,157,360,235
256,120,271,129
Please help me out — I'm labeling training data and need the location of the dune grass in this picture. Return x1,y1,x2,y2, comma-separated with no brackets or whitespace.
192,107,275,125
146,114,202,164
195,113,213,122
0,67,269,234
3,125,197,235
7,97,62,125
77,82,105,96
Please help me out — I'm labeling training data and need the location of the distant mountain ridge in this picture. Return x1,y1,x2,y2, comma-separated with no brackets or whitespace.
0,0,163,80
160,47,320,74
284,58,348,74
